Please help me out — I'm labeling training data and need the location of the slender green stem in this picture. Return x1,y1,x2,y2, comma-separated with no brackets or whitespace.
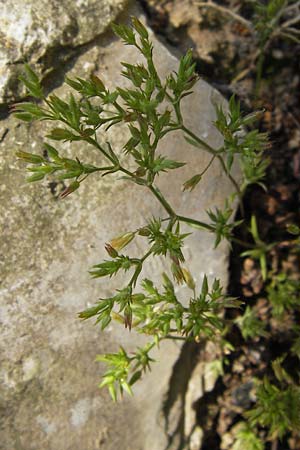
199,154,217,177
161,125,182,137
146,56,162,89
174,101,183,124
140,250,152,263
177,215,213,232
113,101,125,115
181,125,218,155
97,114,121,123
78,174,89,183
167,216,177,232
85,136,114,162
128,250,152,288
91,165,116,173
165,92,183,125
216,154,244,216
148,185,176,217
164,335,187,341
231,237,257,249
120,166,135,177
143,340,157,354
216,154,240,194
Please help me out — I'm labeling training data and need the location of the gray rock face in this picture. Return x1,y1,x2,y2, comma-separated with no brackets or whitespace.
0,6,240,450
0,0,127,103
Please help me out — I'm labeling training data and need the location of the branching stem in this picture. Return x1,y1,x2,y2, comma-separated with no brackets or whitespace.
196,1,253,30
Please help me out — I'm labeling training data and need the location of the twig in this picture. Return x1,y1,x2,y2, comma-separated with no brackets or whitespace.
196,0,253,30
284,0,300,14
280,31,300,43
284,26,300,35
281,13,300,29
230,49,260,84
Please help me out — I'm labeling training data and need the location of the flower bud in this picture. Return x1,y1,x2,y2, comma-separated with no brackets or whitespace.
111,312,125,324
105,244,118,258
109,232,135,251
182,268,195,290
134,167,146,177
124,305,132,330
182,173,202,191
60,181,80,199
138,227,150,237
171,262,185,284
16,151,44,164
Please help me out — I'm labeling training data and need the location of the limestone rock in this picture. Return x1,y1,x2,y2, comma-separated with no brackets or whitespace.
0,7,240,450
0,0,127,104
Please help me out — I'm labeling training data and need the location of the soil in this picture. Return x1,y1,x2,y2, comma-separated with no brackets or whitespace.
139,1,300,449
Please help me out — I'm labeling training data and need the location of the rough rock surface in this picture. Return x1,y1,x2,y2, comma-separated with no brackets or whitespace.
0,0,127,103
0,5,240,450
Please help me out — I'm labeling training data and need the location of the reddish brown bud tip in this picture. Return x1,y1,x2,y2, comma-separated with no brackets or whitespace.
105,244,118,258
60,181,80,199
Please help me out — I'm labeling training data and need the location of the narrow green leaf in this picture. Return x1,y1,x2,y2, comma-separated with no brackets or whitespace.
26,172,45,182
16,151,44,164
13,112,33,122
131,17,148,39
129,370,142,386
108,384,117,402
201,275,208,298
